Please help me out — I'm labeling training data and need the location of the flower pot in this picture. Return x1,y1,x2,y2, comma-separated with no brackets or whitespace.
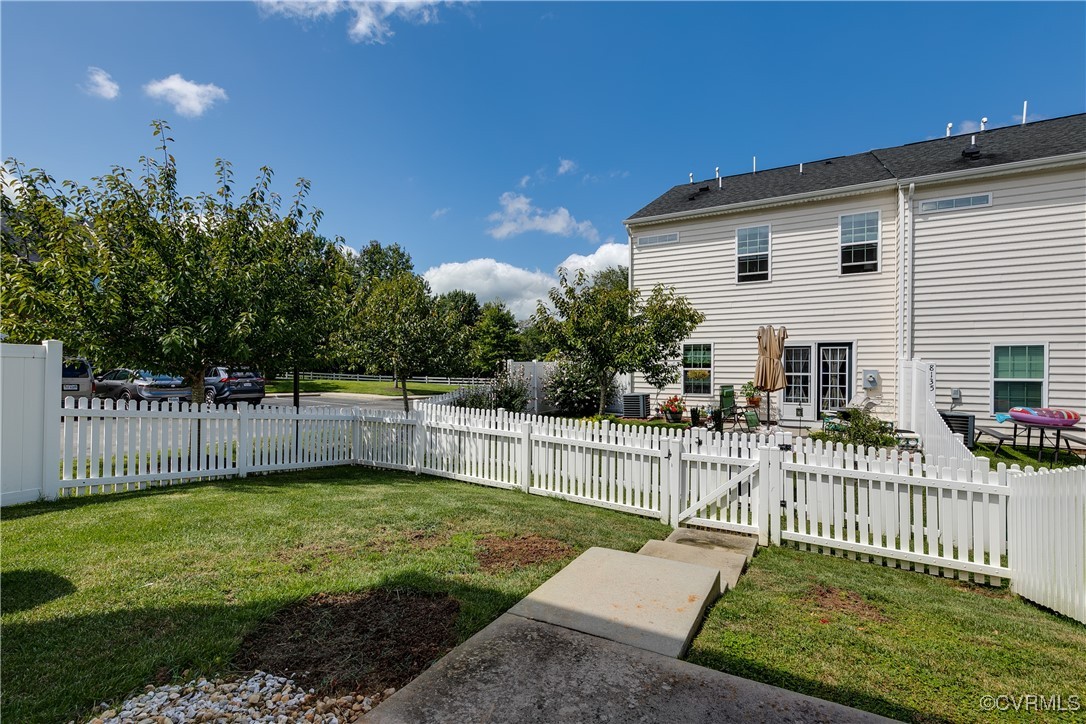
746,396,762,407
665,410,683,424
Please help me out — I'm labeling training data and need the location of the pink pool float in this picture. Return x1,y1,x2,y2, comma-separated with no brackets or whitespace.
1007,407,1081,427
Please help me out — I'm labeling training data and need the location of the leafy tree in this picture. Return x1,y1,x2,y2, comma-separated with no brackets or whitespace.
471,301,520,375
433,290,482,377
357,272,450,413
533,267,704,415
591,265,629,292
517,318,553,361
1,121,336,403
350,240,413,282
545,358,618,417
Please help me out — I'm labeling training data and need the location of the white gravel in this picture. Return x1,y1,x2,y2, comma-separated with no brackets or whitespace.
76,671,394,724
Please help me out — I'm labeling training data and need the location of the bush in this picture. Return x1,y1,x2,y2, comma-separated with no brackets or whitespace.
808,408,897,450
453,367,531,413
585,414,688,432
545,359,618,416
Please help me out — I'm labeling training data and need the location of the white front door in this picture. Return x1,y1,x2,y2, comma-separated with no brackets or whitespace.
779,345,816,425
779,342,854,426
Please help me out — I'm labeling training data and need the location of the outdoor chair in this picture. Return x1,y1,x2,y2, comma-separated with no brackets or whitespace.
741,410,764,433
718,384,740,430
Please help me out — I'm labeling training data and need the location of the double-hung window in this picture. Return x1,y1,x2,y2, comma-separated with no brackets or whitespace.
736,225,770,283
992,344,1046,412
840,211,880,274
682,344,712,395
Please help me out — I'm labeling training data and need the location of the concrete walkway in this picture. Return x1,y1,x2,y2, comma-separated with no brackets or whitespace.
366,531,896,723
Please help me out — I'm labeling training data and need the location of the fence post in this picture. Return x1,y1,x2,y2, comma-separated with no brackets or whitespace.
237,401,250,478
352,409,362,464
41,339,63,500
668,438,684,528
519,422,532,493
769,446,783,546
413,411,425,475
757,446,770,546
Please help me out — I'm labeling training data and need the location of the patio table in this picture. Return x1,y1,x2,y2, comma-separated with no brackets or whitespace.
1010,419,1085,465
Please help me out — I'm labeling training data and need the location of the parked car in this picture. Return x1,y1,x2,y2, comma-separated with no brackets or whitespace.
95,368,191,404
61,357,95,401
203,366,265,406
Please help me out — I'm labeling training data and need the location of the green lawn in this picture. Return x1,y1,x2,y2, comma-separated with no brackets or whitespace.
687,545,1086,723
265,378,458,396
973,441,1083,470
0,467,669,723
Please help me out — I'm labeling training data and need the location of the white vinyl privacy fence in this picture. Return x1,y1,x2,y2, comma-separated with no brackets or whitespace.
2,344,1082,623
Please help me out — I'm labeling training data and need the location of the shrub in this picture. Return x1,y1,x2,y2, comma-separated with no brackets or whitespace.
546,359,618,417
808,408,897,450
453,367,531,413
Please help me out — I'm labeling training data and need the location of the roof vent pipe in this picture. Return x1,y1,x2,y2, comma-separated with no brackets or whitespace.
753,156,757,174
689,172,694,183
1022,100,1028,126
946,122,953,137
980,117,988,131
715,166,720,179
799,162,804,174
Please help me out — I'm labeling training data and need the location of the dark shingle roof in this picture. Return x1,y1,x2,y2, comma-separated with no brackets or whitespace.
626,113,1086,223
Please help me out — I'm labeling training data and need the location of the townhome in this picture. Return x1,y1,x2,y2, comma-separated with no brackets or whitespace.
624,114,1086,430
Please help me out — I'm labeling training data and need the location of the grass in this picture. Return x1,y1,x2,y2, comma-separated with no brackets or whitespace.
265,378,458,396
0,467,670,723
973,441,1083,470
687,545,1086,723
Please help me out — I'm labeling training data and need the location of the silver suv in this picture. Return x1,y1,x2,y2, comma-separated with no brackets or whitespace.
62,358,95,401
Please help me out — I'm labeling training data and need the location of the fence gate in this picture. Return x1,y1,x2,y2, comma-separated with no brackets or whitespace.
675,434,761,536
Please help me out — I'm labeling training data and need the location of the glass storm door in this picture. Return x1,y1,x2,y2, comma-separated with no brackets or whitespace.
818,344,852,414
780,346,815,424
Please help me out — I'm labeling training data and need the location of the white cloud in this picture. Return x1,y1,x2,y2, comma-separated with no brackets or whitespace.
422,242,630,320
143,74,228,118
1,166,25,200
957,119,981,135
83,67,119,100
557,158,577,175
517,174,531,189
257,0,445,44
486,192,599,243
431,207,450,219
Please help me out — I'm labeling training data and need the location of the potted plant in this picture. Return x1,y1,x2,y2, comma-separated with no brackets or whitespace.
660,394,685,423
741,380,762,407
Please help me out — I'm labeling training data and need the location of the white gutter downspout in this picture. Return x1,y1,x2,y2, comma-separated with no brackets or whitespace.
626,228,636,395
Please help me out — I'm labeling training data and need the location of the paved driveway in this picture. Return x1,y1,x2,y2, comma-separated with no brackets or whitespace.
261,392,421,414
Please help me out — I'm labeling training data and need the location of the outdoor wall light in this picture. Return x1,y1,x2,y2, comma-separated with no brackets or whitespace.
795,406,804,417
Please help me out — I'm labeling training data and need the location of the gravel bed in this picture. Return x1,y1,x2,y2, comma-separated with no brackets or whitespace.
75,671,394,724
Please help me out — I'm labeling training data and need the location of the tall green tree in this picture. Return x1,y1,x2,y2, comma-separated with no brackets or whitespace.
533,267,704,415
433,289,482,377
1,121,337,402
357,272,450,413
471,301,520,375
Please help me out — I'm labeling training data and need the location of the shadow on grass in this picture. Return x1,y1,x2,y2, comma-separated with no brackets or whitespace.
0,570,521,724
0,569,77,615
0,465,423,521
685,644,950,723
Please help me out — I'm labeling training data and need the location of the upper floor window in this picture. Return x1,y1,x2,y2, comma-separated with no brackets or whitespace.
840,211,880,274
993,344,1046,413
736,225,770,283
637,232,679,247
682,343,712,395
920,193,991,213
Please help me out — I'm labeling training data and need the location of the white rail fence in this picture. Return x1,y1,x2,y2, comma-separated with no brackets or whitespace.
294,371,491,386
13,389,1086,623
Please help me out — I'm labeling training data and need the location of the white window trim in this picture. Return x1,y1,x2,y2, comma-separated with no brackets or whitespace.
636,232,680,248
735,223,772,284
838,210,881,276
989,341,1049,415
682,341,713,397
919,192,993,214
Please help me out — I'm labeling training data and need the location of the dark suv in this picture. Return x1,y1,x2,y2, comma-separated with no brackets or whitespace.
203,366,265,406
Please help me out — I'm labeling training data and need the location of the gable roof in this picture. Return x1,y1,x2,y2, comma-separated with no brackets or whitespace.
626,113,1086,223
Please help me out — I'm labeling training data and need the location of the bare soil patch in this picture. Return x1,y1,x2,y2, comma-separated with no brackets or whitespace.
474,534,574,572
233,589,459,695
366,526,449,553
274,542,357,573
805,584,889,623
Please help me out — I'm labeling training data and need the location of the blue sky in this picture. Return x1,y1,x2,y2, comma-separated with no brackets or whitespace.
3,1,1084,317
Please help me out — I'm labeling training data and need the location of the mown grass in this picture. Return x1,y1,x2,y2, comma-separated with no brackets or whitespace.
264,379,458,396
0,467,670,723
973,441,1083,470
687,545,1086,723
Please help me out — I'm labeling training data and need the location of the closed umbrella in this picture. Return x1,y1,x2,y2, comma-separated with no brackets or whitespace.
754,325,788,423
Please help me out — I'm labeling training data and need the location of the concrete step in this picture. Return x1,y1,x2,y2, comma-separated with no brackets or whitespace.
666,527,759,563
506,547,719,658
637,540,748,594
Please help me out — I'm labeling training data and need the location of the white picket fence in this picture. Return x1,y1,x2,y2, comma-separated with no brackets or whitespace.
899,357,976,464
28,392,1086,623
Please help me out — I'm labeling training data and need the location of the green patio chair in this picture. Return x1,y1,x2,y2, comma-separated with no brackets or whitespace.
719,384,739,430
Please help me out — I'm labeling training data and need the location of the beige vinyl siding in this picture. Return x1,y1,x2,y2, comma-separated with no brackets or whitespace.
630,189,899,419
910,165,1086,426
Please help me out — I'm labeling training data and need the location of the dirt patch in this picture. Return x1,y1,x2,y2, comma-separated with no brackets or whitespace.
366,527,449,553
805,584,889,623
274,541,357,573
234,589,459,695
474,534,574,573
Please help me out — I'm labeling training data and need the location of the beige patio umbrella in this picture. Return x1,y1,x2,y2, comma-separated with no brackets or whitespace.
754,325,788,423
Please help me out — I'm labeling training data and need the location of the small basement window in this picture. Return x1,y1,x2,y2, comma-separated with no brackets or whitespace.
920,193,991,213
736,225,770,283
637,232,679,247
840,211,880,274
993,344,1046,413
683,344,712,395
